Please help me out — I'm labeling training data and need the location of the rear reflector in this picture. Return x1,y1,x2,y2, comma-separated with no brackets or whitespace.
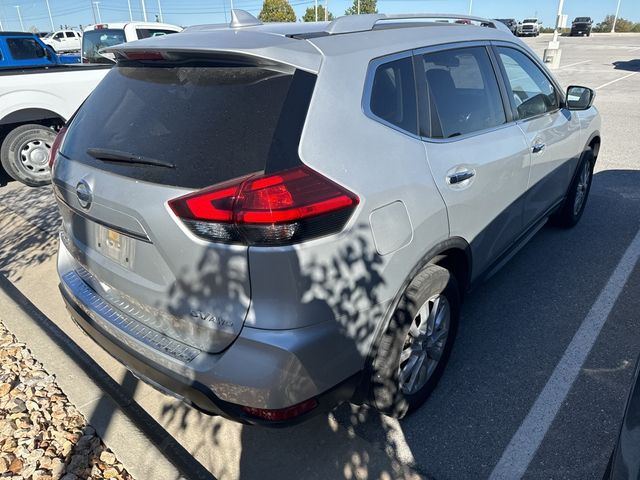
241,398,318,422
49,126,68,169
169,166,359,246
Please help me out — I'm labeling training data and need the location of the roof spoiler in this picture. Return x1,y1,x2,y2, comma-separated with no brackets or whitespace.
325,13,509,35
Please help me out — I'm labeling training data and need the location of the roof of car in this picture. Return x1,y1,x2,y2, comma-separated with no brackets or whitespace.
84,22,182,31
104,11,522,73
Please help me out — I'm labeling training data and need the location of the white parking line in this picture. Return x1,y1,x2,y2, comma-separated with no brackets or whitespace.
560,60,590,69
489,227,640,480
595,71,639,90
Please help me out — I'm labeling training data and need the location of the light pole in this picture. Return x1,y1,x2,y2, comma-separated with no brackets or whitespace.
324,0,327,21
314,0,317,21
612,0,622,33
543,0,565,69
156,0,163,22
127,0,133,20
44,0,55,31
468,0,472,15
140,0,148,21
357,0,360,14
14,5,23,31
92,1,101,22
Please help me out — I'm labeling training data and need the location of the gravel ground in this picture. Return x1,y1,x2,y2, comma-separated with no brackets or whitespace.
0,320,132,480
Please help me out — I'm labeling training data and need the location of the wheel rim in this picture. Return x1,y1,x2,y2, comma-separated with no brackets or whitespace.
19,138,52,179
573,161,591,216
398,294,450,396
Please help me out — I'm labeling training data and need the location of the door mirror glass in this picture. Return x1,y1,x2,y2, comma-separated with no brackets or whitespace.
566,86,595,110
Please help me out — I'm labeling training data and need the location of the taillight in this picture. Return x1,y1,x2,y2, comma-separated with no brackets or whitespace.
48,126,68,169
169,166,359,246
241,398,318,422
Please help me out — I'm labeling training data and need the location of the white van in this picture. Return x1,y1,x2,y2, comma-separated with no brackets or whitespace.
42,30,82,52
81,22,182,64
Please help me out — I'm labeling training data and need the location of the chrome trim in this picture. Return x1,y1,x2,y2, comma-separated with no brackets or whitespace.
61,270,200,363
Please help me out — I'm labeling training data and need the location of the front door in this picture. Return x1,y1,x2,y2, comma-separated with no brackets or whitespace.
418,45,531,276
494,46,581,226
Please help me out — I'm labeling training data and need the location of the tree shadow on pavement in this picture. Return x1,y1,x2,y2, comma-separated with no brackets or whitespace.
0,185,60,282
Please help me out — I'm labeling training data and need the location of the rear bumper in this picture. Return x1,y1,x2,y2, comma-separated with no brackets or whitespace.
57,239,363,425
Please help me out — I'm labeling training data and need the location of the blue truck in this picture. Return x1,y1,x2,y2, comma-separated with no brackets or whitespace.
0,32,79,68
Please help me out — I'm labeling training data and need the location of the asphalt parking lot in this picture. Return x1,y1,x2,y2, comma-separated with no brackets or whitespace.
0,33,639,480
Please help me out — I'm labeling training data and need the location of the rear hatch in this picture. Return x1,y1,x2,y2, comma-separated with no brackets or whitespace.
53,55,314,353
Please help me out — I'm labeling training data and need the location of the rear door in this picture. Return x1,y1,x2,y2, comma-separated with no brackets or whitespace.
493,45,581,226
53,59,309,353
417,44,531,276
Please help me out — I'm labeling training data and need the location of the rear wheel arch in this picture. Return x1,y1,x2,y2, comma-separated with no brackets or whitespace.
0,108,65,129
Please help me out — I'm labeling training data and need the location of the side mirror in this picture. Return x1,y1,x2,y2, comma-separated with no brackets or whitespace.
566,85,595,110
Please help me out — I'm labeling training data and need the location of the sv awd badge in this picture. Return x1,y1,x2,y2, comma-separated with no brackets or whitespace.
190,310,234,328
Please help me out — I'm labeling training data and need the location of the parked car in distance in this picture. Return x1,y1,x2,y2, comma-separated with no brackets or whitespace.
495,18,518,34
517,18,541,36
0,32,61,69
571,17,593,36
52,11,600,425
81,22,182,64
0,61,109,186
42,30,82,53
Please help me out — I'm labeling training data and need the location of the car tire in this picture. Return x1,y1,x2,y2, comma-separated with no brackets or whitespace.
550,148,595,228
1,124,56,187
369,264,460,418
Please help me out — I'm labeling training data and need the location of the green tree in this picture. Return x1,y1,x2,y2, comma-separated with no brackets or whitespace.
302,5,334,22
258,0,296,22
593,14,638,33
344,0,377,15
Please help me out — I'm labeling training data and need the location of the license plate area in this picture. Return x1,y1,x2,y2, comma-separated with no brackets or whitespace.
95,225,135,269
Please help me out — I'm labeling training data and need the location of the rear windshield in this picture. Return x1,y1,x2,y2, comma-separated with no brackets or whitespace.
135,28,179,39
523,19,537,23
82,29,125,64
574,17,590,22
61,65,316,188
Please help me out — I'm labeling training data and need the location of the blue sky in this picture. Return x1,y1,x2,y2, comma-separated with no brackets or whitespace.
1,0,638,33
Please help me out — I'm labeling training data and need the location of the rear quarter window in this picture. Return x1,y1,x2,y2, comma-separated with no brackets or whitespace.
368,55,418,135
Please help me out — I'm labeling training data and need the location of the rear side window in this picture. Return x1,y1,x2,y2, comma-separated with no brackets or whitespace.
65,32,75,38
6,38,46,60
82,29,126,64
369,56,418,135
421,47,506,138
497,47,558,120
136,29,179,39
62,65,316,189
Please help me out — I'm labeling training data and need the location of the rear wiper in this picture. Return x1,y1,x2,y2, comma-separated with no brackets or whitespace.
87,148,175,168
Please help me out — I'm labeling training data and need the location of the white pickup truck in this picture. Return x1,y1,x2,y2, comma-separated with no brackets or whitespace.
0,65,110,186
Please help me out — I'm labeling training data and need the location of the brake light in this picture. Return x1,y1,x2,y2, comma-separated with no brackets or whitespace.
48,126,68,169
241,398,318,422
169,166,359,246
123,51,165,61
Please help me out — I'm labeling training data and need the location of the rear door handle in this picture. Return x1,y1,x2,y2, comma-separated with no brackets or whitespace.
532,142,546,153
447,170,475,185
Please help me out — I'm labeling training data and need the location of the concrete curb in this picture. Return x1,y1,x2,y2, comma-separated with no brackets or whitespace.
0,273,215,480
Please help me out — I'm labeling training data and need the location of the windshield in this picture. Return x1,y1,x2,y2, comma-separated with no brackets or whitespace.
82,28,125,64
575,17,590,22
523,19,537,23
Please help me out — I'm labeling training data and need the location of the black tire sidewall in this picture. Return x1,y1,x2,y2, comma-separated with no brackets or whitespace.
1,124,56,187
551,148,595,228
370,265,460,417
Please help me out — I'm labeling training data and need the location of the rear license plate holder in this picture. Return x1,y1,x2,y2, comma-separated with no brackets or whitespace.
95,225,135,269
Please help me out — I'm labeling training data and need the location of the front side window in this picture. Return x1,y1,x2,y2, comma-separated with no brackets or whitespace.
54,32,64,39
6,38,46,60
497,47,559,120
369,56,418,135
421,47,506,138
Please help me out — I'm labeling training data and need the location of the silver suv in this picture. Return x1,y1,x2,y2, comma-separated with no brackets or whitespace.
52,12,601,424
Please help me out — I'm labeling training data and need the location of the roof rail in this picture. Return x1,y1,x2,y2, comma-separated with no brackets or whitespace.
325,13,504,35
230,9,263,28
